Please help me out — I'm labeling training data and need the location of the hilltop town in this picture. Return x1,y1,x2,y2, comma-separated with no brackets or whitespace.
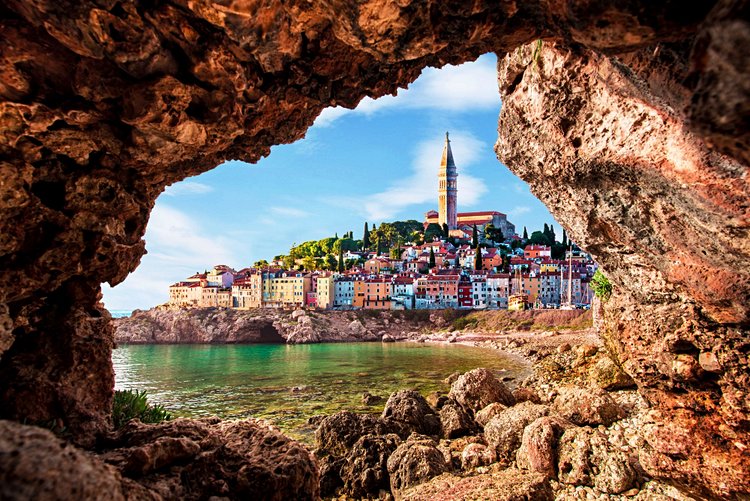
168,133,598,312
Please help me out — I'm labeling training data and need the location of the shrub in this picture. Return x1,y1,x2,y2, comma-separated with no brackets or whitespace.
452,316,478,331
590,269,613,301
113,389,172,429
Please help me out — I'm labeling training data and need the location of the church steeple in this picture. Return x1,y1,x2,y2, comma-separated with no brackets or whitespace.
438,132,458,230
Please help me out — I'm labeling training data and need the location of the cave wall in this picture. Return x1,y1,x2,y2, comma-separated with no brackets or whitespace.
0,0,747,496
495,37,748,497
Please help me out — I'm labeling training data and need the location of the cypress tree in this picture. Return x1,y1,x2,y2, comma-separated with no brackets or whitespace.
472,224,479,248
549,224,556,244
338,246,344,272
523,226,528,240
363,222,370,250
474,248,483,270
429,247,436,269
442,223,449,238
562,229,567,247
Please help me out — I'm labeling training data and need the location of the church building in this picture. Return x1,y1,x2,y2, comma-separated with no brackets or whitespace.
424,132,516,240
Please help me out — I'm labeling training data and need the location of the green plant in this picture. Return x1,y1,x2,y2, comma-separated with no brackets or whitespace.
532,39,543,67
452,316,478,331
590,269,612,301
113,389,172,429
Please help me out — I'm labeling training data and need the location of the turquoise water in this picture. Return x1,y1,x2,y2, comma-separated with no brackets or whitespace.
113,343,525,443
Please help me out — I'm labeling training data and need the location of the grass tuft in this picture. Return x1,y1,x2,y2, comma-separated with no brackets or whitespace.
113,389,172,429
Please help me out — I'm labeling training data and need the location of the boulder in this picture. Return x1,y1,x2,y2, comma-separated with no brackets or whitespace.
516,416,572,478
475,402,507,428
449,368,515,414
444,372,461,386
291,309,306,319
513,387,543,404
484,402,550,463
382,390,440,436
558,427,636,494
398,468,553,501
461,443,496,469
362,391,383,406
438,399,476,439
0,420,127,501
589,357,636,390
553,386,623,426
387,436,450,498
382,334,396,343
341,433,402,499
316,411,401,457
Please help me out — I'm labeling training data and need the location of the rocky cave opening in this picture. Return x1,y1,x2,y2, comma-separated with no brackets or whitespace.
0,0,747,499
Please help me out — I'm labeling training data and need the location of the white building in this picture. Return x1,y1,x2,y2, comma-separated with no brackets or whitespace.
471,278,488,308
334,278,355,307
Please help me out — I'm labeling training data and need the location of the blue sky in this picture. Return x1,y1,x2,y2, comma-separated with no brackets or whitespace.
102,53,560,311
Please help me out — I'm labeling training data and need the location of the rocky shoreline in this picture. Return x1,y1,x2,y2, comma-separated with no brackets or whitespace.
0,309,702,500
110,307,699,500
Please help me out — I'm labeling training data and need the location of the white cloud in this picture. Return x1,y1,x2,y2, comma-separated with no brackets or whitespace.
332,130,488,221
101,204,239,311
508,205,532,216
313,54,499,127
269,206,310,218
162,181,214,197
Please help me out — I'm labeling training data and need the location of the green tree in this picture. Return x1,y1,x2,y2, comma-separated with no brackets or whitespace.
549,224,556,244
253,259,269,268
302,256,317,271
442,223,449,238
424,223,443,242
528,230,547,245
562,228,568,247
472,224,479,248
363,222,370,250
523,226,528,240
282,255,296,269
429,247,436,269
591,269,612,301
474,248,482,270
337,247,344,272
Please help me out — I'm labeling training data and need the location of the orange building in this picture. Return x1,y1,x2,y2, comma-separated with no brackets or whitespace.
363,277,392,309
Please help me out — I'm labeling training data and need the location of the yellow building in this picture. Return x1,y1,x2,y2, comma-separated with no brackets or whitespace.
200,286,232,308
232,272,264,309
316,275,334,309
353,278,366,308
264,272,311,308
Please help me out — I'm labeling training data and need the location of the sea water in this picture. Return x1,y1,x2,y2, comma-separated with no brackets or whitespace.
113,342,525,443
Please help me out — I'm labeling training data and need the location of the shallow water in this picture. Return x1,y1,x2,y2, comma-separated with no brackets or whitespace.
113,342,525,443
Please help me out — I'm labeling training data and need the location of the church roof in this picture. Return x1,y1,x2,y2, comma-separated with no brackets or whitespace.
440,132,457,174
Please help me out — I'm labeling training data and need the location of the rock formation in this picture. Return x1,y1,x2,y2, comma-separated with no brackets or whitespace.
0,0,747,498
495,37,749,496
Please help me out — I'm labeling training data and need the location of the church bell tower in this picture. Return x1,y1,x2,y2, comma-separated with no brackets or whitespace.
438,132,458,230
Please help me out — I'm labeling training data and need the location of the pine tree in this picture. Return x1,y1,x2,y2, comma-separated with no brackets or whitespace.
429,247,436,269
523,226,528,240
562,229,567,247
338,246,344,272
363,222,370,250
474,248,482,270
472,224,479,248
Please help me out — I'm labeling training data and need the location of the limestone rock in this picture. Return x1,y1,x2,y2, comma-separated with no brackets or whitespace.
484,402,550,463
0,420,126,501
438,399,476,439
387,436,450,498
474,402,507,428
516,416,572,478
553,386,623,426
589,357,636,390
460,443,496,470
382,390,440,437
558,426,636,494
398,468,553,501
340,433,402,499
362,391,383,406
448,368,515,414
513,387,543,404
315,411,402,458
